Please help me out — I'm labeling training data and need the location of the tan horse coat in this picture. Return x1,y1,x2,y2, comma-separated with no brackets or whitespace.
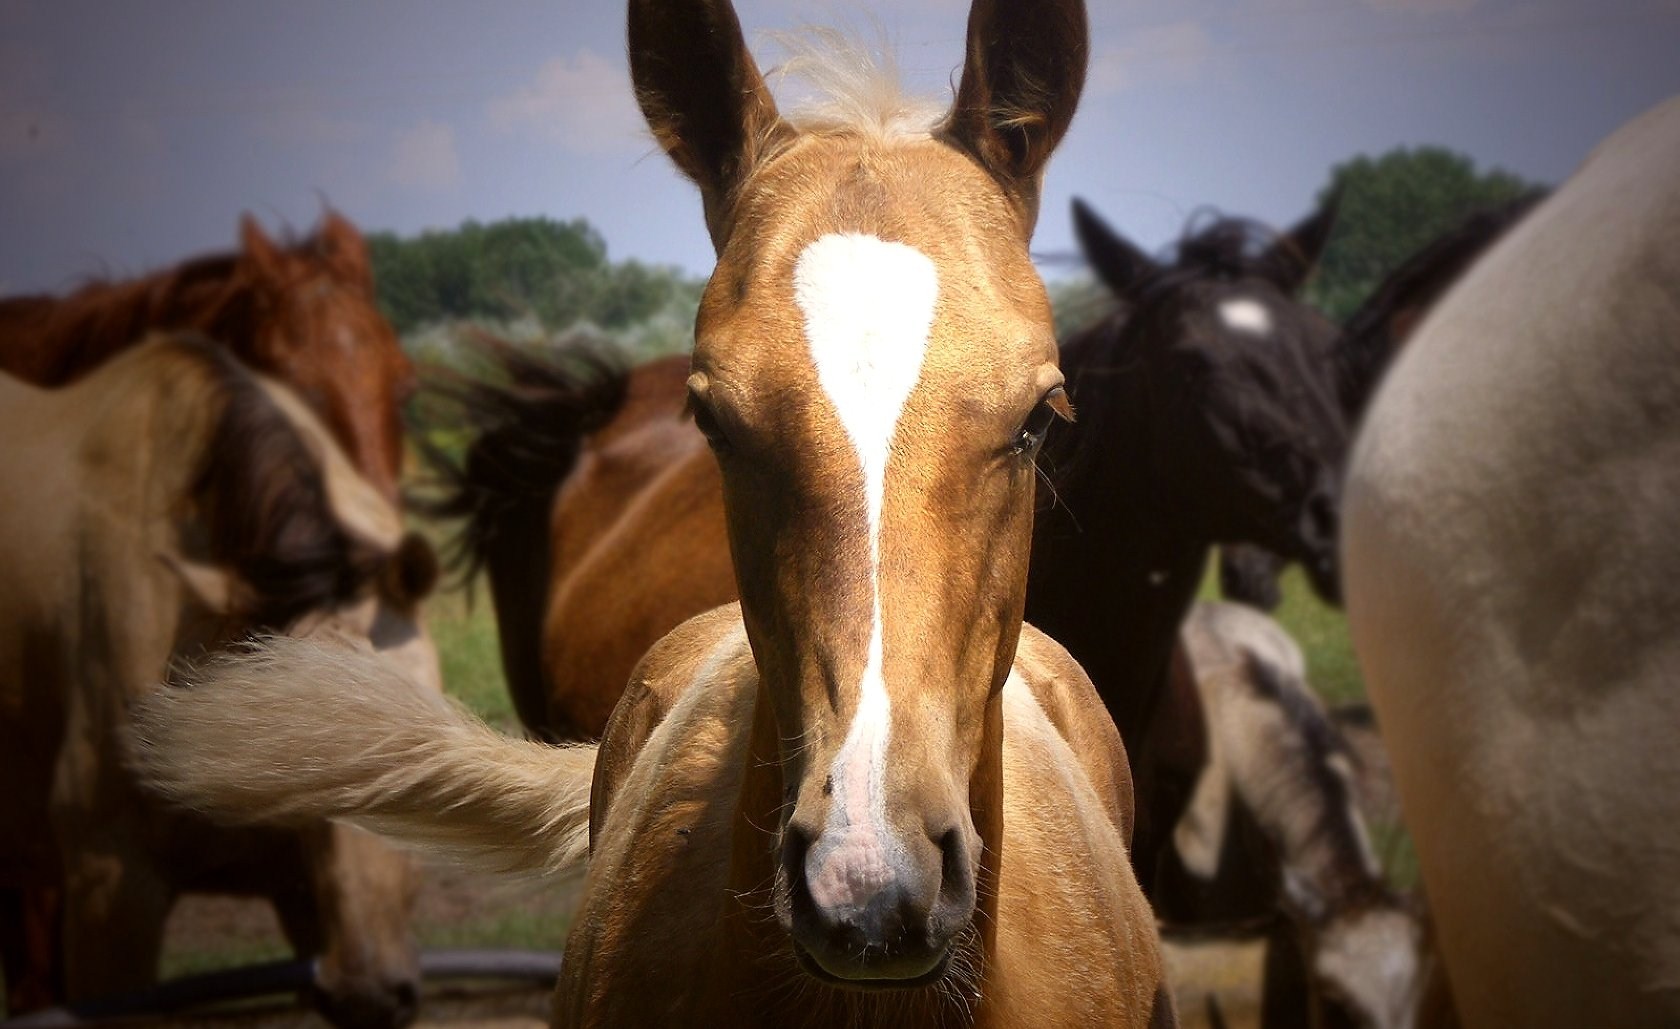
1344,96,1680,1027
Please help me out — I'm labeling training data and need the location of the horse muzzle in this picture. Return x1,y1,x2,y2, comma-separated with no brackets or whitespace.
779,817,976,987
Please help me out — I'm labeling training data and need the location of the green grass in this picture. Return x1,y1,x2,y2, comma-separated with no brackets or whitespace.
428,586,517,728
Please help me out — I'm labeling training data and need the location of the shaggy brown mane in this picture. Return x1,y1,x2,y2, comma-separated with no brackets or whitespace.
183,338,385,628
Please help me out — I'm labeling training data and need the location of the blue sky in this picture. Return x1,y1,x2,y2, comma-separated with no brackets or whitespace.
1,0,1676,294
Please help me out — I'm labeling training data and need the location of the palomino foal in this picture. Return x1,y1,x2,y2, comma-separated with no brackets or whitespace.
135,0,1170,1025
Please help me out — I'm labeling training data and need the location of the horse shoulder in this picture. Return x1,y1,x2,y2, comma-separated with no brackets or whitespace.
559,604,755,1027
990,633,1165,1028
1010,624,1135,841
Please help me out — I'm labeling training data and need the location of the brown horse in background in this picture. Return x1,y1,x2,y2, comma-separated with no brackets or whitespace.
0,209,413,500
0,335,436,1029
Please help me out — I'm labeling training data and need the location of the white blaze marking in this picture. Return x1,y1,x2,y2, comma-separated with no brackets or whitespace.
1219,296,1273,336
793,232,938,908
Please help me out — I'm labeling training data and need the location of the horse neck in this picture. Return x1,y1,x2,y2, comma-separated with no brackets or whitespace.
717,686,1001,1026
1028,324,1212,746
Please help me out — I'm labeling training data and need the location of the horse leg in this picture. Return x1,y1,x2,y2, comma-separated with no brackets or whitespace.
58,843,172,1002
0,887,67,1012
270,823,421,1029
1259,919,1322,1029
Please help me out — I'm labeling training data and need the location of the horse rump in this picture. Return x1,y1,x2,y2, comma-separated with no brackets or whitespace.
128,635,595,880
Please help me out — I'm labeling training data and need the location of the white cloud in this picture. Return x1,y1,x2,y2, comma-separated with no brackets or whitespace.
258,107,369,147
387,119,461,192
487,49,645,154
1088,21,1213,97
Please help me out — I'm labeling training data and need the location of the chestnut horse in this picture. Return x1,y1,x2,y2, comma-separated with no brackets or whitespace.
132,0,1175,1024
1345,97,1680,1027
0,209,413,500
0,335,436,1029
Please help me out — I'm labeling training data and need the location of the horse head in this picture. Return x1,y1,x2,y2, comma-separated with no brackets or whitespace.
154,337,437,1029
1072,196,1347,600
630,0,1086,986
231,211,413,501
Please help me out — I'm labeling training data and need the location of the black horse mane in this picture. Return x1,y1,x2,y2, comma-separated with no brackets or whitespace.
411,332,630,583
1122,211,1297,305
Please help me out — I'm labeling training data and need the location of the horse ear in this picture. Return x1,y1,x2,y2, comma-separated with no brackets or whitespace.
316,208,373,286
628,0,791,249
942,0,1089,232
1260,191,1340,294
239,214,286,282
1073,198,1157,303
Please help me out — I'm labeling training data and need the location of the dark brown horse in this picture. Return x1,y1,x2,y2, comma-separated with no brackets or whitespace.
0,209,414,500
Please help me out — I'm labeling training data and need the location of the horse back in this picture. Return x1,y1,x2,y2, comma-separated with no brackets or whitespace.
559,605,756,1026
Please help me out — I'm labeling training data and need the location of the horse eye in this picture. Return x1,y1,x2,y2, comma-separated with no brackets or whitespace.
687,393,731,453
1010,388,1066,457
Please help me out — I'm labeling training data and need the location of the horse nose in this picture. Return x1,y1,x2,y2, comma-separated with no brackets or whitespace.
783,819,974,984
310,975,421,1029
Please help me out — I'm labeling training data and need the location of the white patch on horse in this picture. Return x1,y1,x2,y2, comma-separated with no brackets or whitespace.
1219,297,1273,337
794,232,938,909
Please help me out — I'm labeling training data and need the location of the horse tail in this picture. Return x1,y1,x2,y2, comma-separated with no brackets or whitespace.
412,331,629,735
130,636,594,879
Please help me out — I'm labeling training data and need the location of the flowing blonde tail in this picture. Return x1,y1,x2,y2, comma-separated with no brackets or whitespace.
130,636,594,879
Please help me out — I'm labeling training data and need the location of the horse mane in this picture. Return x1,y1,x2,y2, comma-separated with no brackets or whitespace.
0,216,369,387
766,29,945,141
1126,212,1298,304
413,332,630,582
1335,191,1546,417
1238,651,1394,915
183,337,386,628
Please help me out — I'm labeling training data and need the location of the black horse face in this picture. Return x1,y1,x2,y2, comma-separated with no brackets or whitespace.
1074,198,1348,600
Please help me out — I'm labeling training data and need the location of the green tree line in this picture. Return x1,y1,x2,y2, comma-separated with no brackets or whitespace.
1051,144,1545,333
366,216,702,340
1306,145,1542,321
370,146,1543,356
